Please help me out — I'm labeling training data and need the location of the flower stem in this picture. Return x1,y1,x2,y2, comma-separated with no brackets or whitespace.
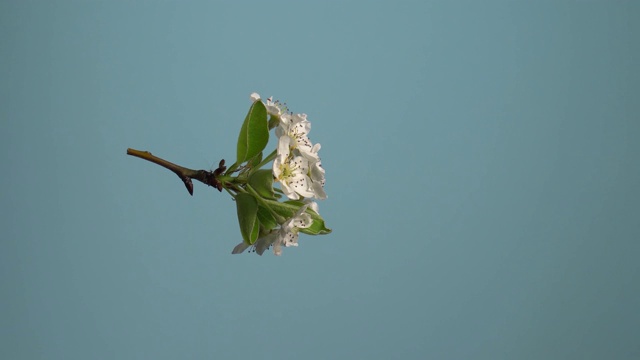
126,148,225,195
251,149,278,174
246,184,286,223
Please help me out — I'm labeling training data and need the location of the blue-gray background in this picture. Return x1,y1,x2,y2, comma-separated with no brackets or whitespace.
1,1,638,359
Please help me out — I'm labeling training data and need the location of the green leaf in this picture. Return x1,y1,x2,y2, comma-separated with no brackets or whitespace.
248,169,276,200
300,215,331,235
236,101,268,164
235,193,260,244
257,205,278,231
248,151,263,169
262,199,332,235
250,218,259,243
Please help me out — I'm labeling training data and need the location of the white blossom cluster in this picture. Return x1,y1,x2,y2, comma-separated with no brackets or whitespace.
252,92,327,201
232,202,317,256
232,93,328,256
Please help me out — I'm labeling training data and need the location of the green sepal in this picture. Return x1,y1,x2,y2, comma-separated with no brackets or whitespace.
235,193,260,244
236,101,268,164
248,169,276,200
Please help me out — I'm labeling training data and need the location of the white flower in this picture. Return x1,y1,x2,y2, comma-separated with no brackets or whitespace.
265,97,287,117
276,132,293,160
250,92,261,102
309,164,326,199
273,153,314,200
232,204,315,256
251,231,276,255
255,204,313,255
276,113,313,158
273,112,326,199
231,241,251,254
302,198,319,214
249,92,287,117
301,143,327,200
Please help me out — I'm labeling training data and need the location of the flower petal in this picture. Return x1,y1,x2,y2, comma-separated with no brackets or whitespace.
231,241,250,254
303,199,319,214
254,232,278,256
277,134,292,158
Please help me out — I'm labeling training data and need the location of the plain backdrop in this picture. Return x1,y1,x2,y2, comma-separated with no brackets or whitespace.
1,1,639,359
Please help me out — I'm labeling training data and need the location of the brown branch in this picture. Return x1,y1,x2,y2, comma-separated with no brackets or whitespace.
126,148,225,195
